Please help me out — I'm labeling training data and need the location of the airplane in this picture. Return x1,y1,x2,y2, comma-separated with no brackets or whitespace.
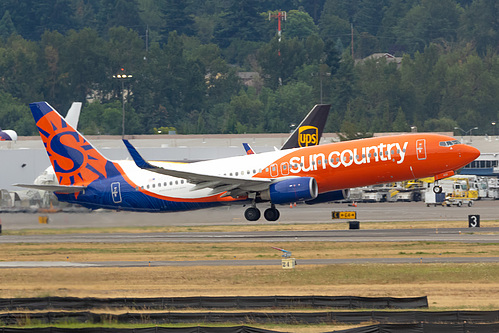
243,104,330,155
17,101,480,222
0,128,17,141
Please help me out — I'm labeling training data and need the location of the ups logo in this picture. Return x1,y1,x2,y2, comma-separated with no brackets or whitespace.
298,126,319,147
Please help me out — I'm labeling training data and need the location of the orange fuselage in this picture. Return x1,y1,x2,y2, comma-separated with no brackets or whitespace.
257,134,480,193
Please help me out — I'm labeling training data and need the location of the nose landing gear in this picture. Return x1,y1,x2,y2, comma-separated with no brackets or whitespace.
433,185,443,193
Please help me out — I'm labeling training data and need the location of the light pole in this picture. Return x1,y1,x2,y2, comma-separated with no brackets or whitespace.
492,121,497,139
454,126,478,143
113,68,132,138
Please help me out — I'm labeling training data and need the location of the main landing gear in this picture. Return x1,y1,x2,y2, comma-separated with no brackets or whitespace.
244,206,261,221
244,204,280,222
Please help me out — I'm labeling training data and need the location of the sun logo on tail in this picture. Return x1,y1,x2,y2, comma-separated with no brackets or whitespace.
35,108,109,186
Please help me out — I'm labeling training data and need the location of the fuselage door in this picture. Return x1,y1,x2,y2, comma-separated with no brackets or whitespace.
111,182,122,203
416,139,427,160
280,162,289,176
270,163,279,177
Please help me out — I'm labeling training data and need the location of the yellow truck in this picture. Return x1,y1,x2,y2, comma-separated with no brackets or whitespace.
424,176,478,207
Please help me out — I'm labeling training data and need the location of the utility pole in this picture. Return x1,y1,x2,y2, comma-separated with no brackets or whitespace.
146,26,149,52
351,23,354,58
269,11,286,85
269,10,286,55
113,68,133,139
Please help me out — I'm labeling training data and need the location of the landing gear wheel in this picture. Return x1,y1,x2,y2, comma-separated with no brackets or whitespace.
244,207,261,221
264,207,280,221
433,185,443,194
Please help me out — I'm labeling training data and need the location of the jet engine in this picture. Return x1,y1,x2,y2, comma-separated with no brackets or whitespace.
305,189,350,204
260,177,318,204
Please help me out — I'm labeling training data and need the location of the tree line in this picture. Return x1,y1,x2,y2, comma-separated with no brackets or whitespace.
0,0,498,137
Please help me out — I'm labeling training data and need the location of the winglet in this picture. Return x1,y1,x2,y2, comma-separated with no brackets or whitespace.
123,139,155,169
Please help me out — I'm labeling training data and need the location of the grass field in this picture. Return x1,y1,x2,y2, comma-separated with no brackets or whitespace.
1,240,499,261
0,223,498,332
3,219,499,236
0,240,498,309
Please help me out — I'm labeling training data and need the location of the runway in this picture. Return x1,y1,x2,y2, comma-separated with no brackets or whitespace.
0,201,498,230
0,227,498,244
1,256,499,268
0,201,497,269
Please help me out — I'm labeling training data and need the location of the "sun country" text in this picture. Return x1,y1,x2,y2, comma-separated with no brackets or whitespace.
289,141,409,174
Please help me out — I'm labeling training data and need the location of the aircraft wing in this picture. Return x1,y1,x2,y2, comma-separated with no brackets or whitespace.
123,140,278,196
14,184,86,194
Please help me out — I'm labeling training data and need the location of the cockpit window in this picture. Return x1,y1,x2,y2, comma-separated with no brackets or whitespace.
439,140,460,147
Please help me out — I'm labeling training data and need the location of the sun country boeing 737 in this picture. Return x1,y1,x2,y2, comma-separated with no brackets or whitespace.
17,102,480,221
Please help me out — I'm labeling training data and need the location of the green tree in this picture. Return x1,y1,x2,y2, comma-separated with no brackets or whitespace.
327,54,355,132
395,0,462,54
440,54,499,130
160,0,196,39
285,10,319,39
355,0,388,37
258,36,306,88
1,0,75,39
377,0,414,53
132,32,206,133
399,44,445,128
460,0,499,55
351,57,402,132
0,91,36,135
227,88,263,133
0,35,43,103
214,0,265,48
423,117,458,132
0,10,16,39
40,30,69,106
392,107,410,131
71,0,98,31
79,100,122,135
107,27,145,74
319,10,351,49
59,28,108,103
96,0,143,35
271,81,316,132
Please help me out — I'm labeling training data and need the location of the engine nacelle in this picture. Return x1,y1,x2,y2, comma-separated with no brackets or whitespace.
0,129,17,141
305,189,350,205
260,177,318,204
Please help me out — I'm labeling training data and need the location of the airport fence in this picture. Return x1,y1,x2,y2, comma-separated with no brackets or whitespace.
334,323,499,332
0,323,498,333
0,310,498,326
0,296,428,310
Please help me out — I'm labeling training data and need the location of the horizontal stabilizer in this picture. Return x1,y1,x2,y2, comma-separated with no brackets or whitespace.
14,184,86,194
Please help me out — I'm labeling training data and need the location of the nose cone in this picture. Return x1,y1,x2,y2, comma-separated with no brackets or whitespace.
460,144,481,163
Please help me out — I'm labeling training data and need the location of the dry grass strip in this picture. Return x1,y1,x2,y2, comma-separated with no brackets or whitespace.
1,264,498,310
